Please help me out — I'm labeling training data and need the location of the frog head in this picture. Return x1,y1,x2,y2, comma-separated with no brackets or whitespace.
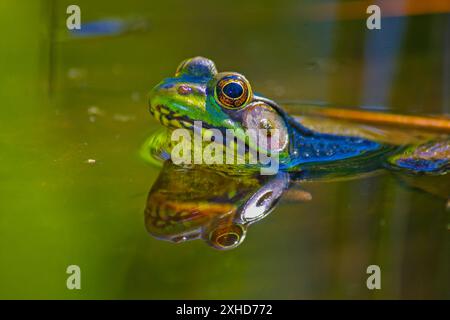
149,57,290,159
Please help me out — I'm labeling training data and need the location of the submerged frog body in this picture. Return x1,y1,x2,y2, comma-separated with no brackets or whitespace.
146,57,449,176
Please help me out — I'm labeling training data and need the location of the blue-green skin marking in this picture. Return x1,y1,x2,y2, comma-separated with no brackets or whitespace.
148,57,449,176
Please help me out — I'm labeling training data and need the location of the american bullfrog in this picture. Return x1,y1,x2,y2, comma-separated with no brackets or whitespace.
145,56,449,176
143,57,449,250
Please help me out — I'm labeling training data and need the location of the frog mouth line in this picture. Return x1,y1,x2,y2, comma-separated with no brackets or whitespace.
145,198,240,245
149,104,214,130
145,194,235,232
149,104,254,156
145,198,202,229
145,204,203,243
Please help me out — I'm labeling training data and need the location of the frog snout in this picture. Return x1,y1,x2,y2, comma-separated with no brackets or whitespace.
148,82,170,115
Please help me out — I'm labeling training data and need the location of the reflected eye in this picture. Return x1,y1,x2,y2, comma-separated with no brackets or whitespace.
215,74,252,109
215,231,240,247
206,223,246,250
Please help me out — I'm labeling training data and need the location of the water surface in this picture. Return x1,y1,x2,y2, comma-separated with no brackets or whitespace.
0,0,448,299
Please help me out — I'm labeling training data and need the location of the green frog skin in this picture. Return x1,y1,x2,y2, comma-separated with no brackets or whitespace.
147,57,449,176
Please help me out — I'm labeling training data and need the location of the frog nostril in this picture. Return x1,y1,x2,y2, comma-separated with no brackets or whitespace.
177,85,192,95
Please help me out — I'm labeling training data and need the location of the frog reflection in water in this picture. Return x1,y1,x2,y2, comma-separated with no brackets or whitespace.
143,57,449,249
145,161,294,250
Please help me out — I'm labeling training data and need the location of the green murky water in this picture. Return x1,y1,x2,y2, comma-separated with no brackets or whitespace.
0,0,448,299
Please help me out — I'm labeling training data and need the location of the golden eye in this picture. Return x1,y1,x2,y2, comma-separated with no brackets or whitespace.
215,74,252,109
208,224,246,250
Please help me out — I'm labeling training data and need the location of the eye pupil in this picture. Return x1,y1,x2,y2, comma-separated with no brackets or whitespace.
216,232,239,247
223,82,243,99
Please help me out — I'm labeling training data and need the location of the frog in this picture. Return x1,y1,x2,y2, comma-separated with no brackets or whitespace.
145,56,449,177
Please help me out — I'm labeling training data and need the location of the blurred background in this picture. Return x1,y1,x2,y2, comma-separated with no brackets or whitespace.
0,0,448,299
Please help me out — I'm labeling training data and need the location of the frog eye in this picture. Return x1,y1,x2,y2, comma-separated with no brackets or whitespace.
207,223,246,250
214,73,252,109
